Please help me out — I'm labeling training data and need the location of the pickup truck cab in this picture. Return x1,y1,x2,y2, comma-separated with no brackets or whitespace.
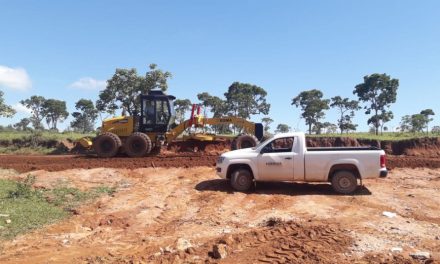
216,132,387,194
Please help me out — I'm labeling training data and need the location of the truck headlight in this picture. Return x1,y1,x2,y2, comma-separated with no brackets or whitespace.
217,156,225,164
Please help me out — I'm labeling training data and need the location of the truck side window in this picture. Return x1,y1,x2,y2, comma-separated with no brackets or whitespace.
263,137,294,153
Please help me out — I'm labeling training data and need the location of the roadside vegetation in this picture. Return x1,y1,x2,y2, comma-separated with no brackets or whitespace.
0,129,95,155
0,130,95,141
308,132,440,141
0,174,115,240
0,64,439,147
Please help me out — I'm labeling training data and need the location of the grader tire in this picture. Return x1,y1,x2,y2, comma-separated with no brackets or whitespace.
125,132,152,157
94,132,121,158
231,134,259,150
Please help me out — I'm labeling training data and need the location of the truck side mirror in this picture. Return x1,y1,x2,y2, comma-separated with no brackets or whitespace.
260,146,270,154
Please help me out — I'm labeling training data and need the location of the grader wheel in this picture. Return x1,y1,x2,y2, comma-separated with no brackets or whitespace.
94,132,122,158
125,132,152,157
231,134,259,150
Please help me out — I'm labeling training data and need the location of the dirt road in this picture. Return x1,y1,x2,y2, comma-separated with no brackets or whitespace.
1,154,440,173
0,166,439,263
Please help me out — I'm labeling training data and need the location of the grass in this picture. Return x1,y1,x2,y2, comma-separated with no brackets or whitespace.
0,175,115,240
307,132,440,141
0,131,95,141
0,131,95,155
0,146,57,155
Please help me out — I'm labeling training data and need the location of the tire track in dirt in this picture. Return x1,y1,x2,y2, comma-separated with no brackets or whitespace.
146,220,355,264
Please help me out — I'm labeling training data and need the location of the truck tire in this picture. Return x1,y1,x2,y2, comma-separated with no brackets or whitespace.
231,168,254,192
125,132,152,157
94,132,121,158
331,170,358,194
231,134,259,150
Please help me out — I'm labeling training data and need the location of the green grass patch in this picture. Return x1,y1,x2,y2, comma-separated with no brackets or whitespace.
0,131,95,141
0,176,115,240
0,146,57,155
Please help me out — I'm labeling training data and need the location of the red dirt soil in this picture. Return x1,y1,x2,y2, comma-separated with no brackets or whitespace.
0,154,439,173
0,154,217,173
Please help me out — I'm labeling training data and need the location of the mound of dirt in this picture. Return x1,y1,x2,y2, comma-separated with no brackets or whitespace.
167,140,231,154
0,154,218,173
387,156,440,169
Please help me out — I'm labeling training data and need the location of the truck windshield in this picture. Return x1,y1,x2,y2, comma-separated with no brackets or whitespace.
252,135,273,150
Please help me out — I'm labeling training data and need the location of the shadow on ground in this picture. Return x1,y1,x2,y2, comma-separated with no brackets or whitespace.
195,179,372,196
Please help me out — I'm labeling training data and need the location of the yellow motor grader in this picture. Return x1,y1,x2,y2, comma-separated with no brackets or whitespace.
79,90,263,157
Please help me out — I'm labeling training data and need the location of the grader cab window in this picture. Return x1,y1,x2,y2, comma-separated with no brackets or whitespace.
139,90,176,133
143,100,154,125
156,99,170,125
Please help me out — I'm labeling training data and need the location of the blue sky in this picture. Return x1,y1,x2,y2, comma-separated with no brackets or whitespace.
1,0,439,132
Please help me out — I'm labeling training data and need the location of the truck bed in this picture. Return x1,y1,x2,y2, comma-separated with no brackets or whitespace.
307,146,380,151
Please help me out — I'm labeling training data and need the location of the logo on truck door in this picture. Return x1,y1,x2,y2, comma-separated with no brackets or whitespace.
266,162,282,166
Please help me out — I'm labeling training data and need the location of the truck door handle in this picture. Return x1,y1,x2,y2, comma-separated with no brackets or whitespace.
284,157,292,160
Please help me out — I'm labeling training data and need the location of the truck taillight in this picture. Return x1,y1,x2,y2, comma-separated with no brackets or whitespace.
380,154,386,168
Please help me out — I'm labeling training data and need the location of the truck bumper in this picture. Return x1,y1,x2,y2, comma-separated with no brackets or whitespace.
379,168,388,178
216,163,227,179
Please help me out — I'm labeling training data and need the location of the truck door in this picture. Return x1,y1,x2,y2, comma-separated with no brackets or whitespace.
258,137,294,181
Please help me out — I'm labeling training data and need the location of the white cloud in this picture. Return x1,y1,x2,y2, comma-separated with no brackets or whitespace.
12,103,32,115
0,65,32,91
69,77,106,90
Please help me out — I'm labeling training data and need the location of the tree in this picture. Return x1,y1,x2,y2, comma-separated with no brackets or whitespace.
325,123,338,134
399,115,412,132
174,99,192,123
420,109,435,133
292,89,330,135
197,92,227,118
261,117,274,133
224,82,270,119
13,118,31,131
197,92,229,133
330,96,360,134
378,111,393,134
400,114,426,133
0,90,15,118
96,64,172,115
312,122,338,134
275,124,291,133
70,99,98,133
353,73,399,135
410,114,427,133
20,95,46,129
42,99,69,130
432,126,440,135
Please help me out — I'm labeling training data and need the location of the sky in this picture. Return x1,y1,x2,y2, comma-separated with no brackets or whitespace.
1,0,439,132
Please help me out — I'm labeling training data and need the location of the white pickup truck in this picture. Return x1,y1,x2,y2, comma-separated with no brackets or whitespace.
216,132,388,194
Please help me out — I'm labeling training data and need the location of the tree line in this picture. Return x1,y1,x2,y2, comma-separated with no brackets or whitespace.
0,65,437,136
0,94,98,133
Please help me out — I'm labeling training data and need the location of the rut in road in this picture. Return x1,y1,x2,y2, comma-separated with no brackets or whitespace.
146,220,354,264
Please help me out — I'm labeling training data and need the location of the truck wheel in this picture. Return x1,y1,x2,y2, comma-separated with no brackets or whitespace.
231,134,259,150
94,132,121,158
231,168,254,192
331,170,358,194
125,132,152,157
